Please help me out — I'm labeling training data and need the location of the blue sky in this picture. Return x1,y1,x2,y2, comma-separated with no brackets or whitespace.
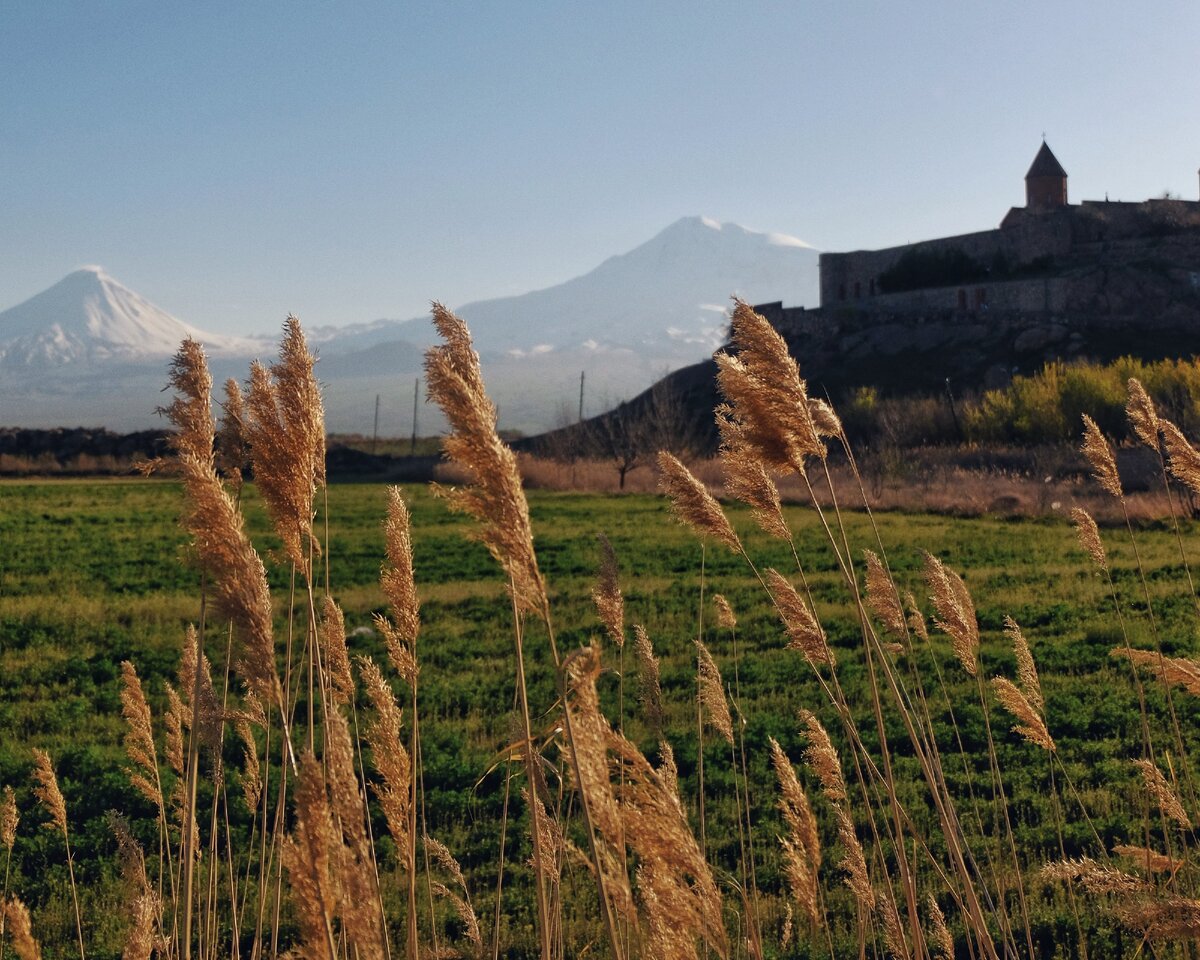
4,1,1199,335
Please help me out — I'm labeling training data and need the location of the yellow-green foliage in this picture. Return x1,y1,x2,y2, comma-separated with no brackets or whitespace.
966,356,1200,443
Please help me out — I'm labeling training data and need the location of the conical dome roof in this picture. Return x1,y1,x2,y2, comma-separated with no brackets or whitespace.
1026,142,1067,179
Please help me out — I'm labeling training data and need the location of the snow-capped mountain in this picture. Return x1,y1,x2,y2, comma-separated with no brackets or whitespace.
0,265,264,367
319,216,819,359
0,218,819,433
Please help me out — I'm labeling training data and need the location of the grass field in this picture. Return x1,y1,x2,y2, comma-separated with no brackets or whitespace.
3,476,1198,957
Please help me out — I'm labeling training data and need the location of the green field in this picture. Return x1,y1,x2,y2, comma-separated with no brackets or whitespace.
2,478,1198,957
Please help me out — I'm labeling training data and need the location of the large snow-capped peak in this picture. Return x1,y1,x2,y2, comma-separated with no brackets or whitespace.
0,266,262,367
318,215,821,359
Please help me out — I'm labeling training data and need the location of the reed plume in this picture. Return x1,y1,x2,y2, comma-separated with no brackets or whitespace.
1112,844,1182,873
4,899,40,960
713,300,823,474
1131,759,1190,828
1,787,16,851
876,888,906,958
1111,647,1200,696
768,737,820,926
161,688,186,783
561,647,635,924
809,397,843,440
215,377,250,488
162,340,279,704
320,597,354,707
904,592,928,643
119,662,162,809
713,594,736,631
1071,507,1109,572
765,568,834,667
281,752,339,959
566,647,726,957
1005,616,1043,713
424,303,546,614
426,836,483,957
235,716,262,812
1041,858,1148,896
924,554,978,676
283,713,385,960
243,316,326,573
1160,420,1200,496
716,404,790,540
835,808,872,913
381,486,421,648
797,709,846,803
1114,897,1200,940
657,451,741,553
1126,379,1160,451
927,895,953,960
695,641,734,746
593,534,625,647
357,657,411,865
1081,415,1122,499
31,750,65,833
990,678,1055,751
864,549,906,642
632,625,665,735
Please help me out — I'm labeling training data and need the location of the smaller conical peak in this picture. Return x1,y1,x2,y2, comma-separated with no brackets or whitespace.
1026,141,1067,179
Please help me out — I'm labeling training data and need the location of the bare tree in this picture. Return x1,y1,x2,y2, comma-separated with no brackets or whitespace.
586,377,704,489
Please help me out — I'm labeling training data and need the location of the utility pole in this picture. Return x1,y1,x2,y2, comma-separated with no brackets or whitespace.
578,370,585,423
371,394,380,455
410,377,419,456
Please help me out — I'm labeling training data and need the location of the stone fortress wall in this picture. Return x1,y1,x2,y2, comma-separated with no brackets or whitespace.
813,142,1200,320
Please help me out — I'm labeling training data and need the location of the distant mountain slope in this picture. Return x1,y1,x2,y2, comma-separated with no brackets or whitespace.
0,218,820,433
319,216,820,358
0,266,264,367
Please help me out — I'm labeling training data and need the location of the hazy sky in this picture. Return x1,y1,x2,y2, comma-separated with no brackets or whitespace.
4,1,1199,335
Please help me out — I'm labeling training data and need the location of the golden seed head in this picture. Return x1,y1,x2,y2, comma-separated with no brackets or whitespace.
1132,759,1190,828
1004,615,1043,712
357,656,412,866
991,677,1055,752
766,568,834,668
425,303,547,615
716,404,791,540
243,317,326,573
657,451,742,553
1070,507,1108,571
31,749,66,833
1041,857,1149,896
1112,843,1182,873
714,300,824,474
864,550,906,642
592,534,625,648
119,660,162,809
1110,647,1200,697
1126,378,1160,451
924,553,978,677
798,708,846,803
5,897,42,960
1081,414,1122,499
1160,420,1200,497
695,640,734,745
381,487,421,650
1,786,18,850
927,894,954,960
712,594,737,631
632,625,665,735
320,597,354,707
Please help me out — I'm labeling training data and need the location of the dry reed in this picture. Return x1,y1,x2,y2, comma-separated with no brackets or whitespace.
657,451,741,553
424,303,546,615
